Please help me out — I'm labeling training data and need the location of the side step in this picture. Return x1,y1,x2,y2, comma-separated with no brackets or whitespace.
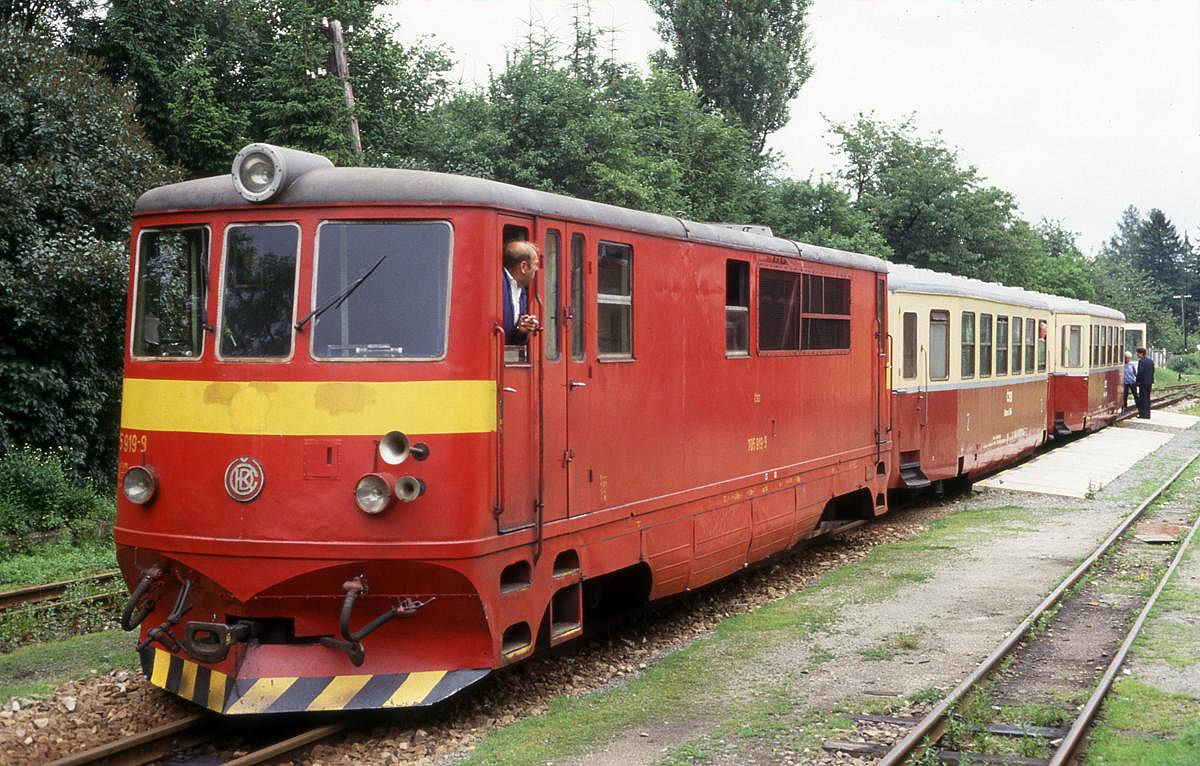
898,461,931,489
1053,420,1071,437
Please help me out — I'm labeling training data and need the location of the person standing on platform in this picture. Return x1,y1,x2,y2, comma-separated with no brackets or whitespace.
1135,347,1155,419
1122,351,1138,410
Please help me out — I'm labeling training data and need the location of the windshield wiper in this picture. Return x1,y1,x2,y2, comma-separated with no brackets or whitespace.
295,254,387,331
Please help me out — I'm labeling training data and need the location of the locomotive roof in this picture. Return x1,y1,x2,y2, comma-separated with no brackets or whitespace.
887,263,1125,320
135,167,889,274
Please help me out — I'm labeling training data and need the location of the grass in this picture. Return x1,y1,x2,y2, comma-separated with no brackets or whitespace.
0,629,136,702
460,503,1059,765
0,539,116,590
859,628,925,661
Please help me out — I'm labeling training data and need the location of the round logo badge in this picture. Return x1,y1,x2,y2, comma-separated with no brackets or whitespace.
224,457,265,502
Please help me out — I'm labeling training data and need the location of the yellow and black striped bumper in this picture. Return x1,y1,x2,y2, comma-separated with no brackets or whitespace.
139,647,489,714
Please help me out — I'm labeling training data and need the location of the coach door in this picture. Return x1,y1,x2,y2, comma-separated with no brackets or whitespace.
497,215,540,533
563,231,593,518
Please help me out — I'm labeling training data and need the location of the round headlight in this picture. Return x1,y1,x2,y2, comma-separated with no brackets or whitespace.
231,143,284,202
123,466,157,506
355,473,393,514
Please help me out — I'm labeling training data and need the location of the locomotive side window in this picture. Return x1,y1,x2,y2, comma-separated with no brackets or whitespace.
544,230,561,361
311,221,451,359
979,314,992,376
995,316,1009,375
902,311,917,379
597,242,633,358
219,223,299,359
929,310,950,381
1011,316,1023,373
1025,318,1036,372
800,274,851,350
961,312,976,378
726,260,750,356
132,227,208,358
758,269,800,351
570,235,585,361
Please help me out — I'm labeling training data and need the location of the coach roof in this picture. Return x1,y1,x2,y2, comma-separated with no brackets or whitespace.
135,166,888,274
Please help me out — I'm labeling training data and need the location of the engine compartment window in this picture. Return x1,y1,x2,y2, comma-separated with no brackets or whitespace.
219,224,299,359
312,221,451,359
726,260,750,356
597,242,633,358
801,274,851,350
759,269,800,351
132,227,208,358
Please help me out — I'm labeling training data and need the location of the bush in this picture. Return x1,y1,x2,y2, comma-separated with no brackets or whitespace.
1167,353,1200,375
0,446,114,544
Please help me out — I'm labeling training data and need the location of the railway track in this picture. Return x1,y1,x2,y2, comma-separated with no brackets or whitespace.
0,570,122,615
44,713,351,766
826,449,1200,765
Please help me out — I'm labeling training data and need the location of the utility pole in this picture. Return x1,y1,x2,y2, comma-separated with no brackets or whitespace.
1172,293,1191,351
327,19,363,157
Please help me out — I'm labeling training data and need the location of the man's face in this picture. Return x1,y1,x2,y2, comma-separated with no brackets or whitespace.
517,251,539,288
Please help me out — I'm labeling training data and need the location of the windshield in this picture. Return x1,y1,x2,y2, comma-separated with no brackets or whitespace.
132,227,208,358
219,224,299,358
312,221,451,359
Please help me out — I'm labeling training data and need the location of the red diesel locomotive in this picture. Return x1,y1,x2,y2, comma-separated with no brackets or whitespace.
116,144,893,714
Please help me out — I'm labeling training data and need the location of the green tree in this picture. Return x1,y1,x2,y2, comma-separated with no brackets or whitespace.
1133,208,1186,302
648,0,813,153
90,0,450,175
0,27,175,480
1026,220,1096,302
830,115,1041,286
758,179,890,259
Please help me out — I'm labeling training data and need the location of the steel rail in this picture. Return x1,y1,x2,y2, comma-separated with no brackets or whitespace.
45,713,209,766
222,721,352,766
0,570,121,612
876,449,1200,766
1048,482,1200,765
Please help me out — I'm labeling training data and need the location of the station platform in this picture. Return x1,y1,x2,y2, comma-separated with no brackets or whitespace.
975,410,1200,498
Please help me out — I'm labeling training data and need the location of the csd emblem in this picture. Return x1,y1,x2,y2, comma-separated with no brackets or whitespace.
224,457,265,502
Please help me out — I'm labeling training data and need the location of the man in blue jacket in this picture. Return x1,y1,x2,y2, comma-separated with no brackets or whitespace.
1122,351,1138,410
502,240,540,345
1135,347,1155,419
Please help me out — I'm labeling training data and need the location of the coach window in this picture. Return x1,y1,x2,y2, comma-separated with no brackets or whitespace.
1025,318,1036,372
1090,325,1098,366
1037,320,1047,371
759,269,800,351
219,223,299,359
544,230,561,361
570,234,585,361
979,314,992,376
1110,326,1118,364
1011,316,1023,374
1068,325,1082,367
597,242,632,358
726,260,750,356
801,274,851,350
902,311,917,379
929,310,950,381
132,227,208,359
995,316,1009,375
961,312,976,378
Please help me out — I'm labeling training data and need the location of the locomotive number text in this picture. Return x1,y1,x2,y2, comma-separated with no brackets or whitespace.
120,432,148,453
747,436,769,452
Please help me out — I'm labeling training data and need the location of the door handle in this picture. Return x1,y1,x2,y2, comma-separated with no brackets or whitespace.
502,386,517,394
569,381,587,389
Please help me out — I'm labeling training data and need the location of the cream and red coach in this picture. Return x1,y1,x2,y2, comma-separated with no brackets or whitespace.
1046,296,1126,435
116,144,892,714
886,265,1055,489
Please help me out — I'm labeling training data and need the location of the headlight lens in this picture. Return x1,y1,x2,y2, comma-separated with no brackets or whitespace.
239,152,275,193
355,473,393,514
122,466,157,506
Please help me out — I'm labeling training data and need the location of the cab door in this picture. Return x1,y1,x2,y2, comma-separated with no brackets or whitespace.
564,231,592,518
497,215,538,532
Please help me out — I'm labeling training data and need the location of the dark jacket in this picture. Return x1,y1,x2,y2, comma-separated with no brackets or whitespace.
1136,355,1155,387
502,273,528,345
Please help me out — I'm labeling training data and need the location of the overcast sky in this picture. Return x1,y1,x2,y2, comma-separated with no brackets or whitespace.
388,0,1199,256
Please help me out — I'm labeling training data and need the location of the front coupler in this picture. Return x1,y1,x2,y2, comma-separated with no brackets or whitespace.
319,576,430,666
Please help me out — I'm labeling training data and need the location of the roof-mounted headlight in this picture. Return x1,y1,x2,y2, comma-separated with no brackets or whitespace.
231,143,333,203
